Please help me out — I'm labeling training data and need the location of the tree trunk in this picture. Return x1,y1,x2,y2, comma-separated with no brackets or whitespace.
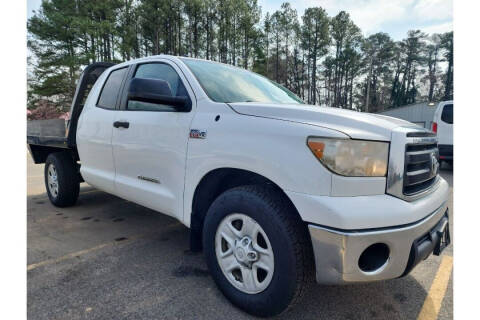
444,51,453,100
275,36,279,82
365,57,373,112
312,51,317,105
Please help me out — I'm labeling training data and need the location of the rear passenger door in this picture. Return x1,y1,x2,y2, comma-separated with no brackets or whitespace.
77,66,128,194
111,60,196,220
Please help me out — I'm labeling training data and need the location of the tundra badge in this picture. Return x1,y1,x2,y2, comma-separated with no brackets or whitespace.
137,176,160,184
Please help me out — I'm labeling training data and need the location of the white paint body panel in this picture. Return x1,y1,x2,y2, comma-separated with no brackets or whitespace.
111,110,193,218
228,102,417,141
287,177,448,229
76,71,117,194
330,175,386,197
76,55,449,232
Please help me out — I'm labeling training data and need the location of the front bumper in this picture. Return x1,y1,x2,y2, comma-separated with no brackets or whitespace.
308,202,449,284
286,177,449,230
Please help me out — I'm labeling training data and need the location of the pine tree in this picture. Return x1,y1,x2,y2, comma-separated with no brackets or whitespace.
301,7,330,104
27,0,454,114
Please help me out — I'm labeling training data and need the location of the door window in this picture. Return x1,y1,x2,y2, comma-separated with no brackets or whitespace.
128,63,190,111
97,67,128,109
441,104,453,124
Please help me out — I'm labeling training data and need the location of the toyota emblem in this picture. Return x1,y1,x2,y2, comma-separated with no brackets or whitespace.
431,153,439,176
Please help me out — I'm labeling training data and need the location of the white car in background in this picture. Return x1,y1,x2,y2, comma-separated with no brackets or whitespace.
433,100,453,166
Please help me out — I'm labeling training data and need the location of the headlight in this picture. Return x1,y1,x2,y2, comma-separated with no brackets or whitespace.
307,137,389,177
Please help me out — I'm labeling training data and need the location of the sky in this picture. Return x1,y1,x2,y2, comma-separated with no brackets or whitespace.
27,0,453,40
27,0,42,19
257,0,452,40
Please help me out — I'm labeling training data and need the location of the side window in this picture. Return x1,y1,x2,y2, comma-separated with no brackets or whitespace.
97,67,128,109
127,63,190,111
441,104,453,124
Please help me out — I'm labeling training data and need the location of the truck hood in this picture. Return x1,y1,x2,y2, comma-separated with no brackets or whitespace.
228,102,417,141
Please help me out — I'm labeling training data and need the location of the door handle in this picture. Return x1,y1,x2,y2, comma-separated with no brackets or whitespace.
113,121,129,129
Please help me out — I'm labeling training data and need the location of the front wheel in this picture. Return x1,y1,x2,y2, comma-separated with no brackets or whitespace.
203,185,313,317
44,152,80,207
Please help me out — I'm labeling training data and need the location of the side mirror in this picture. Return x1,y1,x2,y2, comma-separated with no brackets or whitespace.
127,78,191,112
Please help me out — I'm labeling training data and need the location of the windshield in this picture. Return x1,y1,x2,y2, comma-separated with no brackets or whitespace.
181,58,304,104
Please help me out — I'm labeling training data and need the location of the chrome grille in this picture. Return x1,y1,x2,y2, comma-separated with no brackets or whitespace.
403,141,439,195
386,127,440,201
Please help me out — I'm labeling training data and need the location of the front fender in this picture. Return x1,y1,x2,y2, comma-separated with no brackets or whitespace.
182,104,347,226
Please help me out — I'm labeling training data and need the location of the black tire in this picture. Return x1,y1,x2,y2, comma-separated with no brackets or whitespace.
203,185,313,317
44,152,80,207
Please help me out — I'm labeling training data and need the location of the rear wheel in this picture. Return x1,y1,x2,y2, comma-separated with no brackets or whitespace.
44,152,80,207
203,185,313,317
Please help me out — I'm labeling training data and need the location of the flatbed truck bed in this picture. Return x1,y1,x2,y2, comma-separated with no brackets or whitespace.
27,62,114,163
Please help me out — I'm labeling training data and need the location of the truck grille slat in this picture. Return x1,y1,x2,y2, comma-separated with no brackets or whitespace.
406,161,430,172
404,177,437,195
406,168,430,176
405,170,434,185
406,143,437,152
405,150,436,164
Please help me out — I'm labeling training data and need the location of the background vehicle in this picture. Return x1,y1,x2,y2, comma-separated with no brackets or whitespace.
27,56,450,317
433,100,454,166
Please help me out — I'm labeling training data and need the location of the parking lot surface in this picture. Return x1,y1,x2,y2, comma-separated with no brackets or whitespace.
27,156,453,320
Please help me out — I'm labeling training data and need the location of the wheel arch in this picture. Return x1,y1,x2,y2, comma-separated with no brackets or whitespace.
188,167,301,252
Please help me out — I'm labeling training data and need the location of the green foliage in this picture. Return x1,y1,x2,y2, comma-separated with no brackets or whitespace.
28,0,454,113
361,32,395,112
301,7,330,104
440,31,453,100
390,30,428,107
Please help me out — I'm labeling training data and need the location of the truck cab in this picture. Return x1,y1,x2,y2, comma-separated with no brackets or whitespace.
27,55,450,317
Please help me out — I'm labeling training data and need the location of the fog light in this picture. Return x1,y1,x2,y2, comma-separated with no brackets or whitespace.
358,243,390,273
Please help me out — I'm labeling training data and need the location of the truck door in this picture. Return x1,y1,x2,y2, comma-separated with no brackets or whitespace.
111,60,196,220
77,66,128,194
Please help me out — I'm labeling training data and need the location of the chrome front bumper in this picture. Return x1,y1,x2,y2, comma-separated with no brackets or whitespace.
308,201,448,284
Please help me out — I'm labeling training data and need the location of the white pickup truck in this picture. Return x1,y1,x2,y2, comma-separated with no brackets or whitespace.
27,55,450,317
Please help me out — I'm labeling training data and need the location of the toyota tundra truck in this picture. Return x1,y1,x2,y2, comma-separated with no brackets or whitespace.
27,56,450,317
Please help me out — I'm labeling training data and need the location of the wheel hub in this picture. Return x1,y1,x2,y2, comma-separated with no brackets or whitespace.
234,237,258,266
47,164,59,197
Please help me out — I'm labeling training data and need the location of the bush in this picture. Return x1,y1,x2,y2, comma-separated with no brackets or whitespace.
27,100,63,120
